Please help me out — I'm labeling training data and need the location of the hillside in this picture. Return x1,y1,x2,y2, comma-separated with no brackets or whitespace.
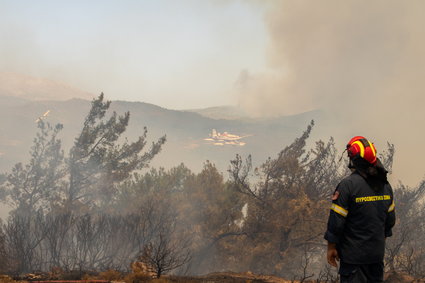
186,105,251,120
0,95,323,174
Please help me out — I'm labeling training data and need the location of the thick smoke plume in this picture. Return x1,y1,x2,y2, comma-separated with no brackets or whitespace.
238,0,425,185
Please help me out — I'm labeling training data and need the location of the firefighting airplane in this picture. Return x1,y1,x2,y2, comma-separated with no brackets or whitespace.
35,110,51,123
204,129,250,146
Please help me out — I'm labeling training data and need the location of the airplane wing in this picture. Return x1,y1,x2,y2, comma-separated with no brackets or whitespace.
35,110,51,123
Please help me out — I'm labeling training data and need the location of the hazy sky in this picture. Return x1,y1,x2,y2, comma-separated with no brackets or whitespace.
0,0,268,109
2,0,425,185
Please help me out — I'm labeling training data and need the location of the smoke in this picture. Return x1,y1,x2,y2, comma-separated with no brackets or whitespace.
237,0,425,185
239,0,425,116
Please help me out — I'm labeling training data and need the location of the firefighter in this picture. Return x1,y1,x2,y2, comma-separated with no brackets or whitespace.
324,136,396,283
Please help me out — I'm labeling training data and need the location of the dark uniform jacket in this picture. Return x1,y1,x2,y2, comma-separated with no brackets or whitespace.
324,171,396,264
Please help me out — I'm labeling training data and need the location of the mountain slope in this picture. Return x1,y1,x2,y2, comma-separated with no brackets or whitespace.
0,96,323,174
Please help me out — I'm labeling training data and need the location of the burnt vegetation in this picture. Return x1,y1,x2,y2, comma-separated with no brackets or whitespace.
0,94,424,281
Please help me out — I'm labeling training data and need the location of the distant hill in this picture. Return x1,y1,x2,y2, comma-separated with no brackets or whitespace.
1,73,424,209
0,72,327,174
0,95,323,174
186,106,252,120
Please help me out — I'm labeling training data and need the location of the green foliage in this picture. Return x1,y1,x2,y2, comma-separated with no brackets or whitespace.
66,93,166,210
178,161,244,273
115,164,192,213
1,121,64,216
2,106,421,281
385,180,425,277
1,93,166,215
225,121,344,277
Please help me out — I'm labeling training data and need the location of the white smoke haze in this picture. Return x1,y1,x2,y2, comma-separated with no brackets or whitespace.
239,0,422,115
236,0,425,185
0,72,94,101
236,68,316,116
1,0,424,185
0,1,268,109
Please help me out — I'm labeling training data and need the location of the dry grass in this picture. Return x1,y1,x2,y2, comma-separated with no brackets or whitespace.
98,270,123,281
0,275,19,283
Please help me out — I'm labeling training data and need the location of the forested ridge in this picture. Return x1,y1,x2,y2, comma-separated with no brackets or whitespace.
0,95,424,281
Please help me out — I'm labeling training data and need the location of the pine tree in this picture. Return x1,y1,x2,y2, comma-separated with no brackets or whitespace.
65,93,166,211
1,121,64,216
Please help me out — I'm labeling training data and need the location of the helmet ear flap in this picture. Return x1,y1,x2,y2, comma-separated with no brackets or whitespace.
348,158,355,169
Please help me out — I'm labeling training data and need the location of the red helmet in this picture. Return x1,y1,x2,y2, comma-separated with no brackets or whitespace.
346,136,377,165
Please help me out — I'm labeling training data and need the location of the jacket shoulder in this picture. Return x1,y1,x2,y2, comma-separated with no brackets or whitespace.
337,173,361,189
384,182,394,194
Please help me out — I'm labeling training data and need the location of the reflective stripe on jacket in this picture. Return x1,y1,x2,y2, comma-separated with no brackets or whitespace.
324,171,396,264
